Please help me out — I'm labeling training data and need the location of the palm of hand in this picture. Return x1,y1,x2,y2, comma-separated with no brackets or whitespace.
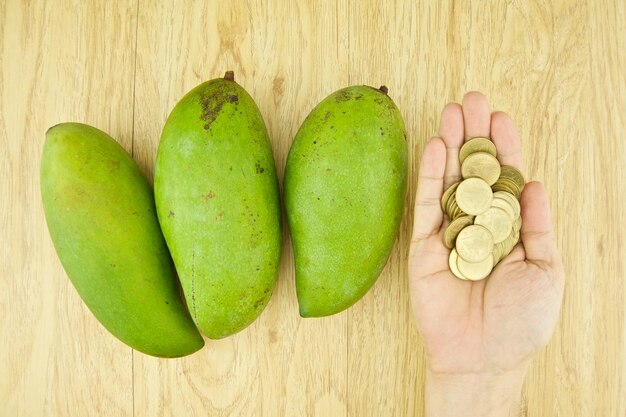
409,93,564,376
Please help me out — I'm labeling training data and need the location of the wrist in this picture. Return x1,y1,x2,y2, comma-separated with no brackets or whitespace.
425,366,528,417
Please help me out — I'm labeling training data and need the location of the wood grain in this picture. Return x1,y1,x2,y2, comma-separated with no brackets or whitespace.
1,0,625,416
0,0,137,415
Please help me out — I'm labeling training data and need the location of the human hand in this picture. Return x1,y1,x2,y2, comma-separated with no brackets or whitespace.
408,92,565,416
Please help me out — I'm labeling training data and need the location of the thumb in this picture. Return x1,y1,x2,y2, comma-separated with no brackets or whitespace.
411,137,446,243
520,181,559,266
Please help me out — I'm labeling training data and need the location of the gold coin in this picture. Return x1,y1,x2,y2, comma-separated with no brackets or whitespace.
449,249,468,280
502,230,520,259
495,240,508,263
445,196,453,218
513,216,522,232
459,137,497,163
492,171,525,199
492,179,522,199
493,191,521,218
446,192,460,219
474,207,512,243
455,224,494,263
443,215,474,249
509,228,520,247
490,197,516,221
499,165,525,191
457,253,493,281
441,181,460,212
452,204,465,220
443,192,456,217
492,242,503,265
461,152,501,185
456,178,493,215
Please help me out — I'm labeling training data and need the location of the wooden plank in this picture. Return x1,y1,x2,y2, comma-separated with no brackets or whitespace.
0,0,137,415
131,1,348,416
1,0,625,415
551,1,626,416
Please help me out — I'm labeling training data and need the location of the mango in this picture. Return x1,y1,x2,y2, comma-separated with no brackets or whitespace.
154,72,281,339
284,85,407,317
41,123,204,357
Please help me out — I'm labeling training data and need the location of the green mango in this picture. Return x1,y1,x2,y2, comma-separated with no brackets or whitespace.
41,123,204,357
154,72,281,339
284,85,407,317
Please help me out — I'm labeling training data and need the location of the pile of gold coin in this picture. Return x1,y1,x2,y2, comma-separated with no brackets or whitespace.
441,137,525,281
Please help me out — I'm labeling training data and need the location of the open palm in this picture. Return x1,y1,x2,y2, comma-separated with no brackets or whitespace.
409,92,565,376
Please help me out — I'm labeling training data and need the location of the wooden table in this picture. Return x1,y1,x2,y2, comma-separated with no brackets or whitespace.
2,1,625,415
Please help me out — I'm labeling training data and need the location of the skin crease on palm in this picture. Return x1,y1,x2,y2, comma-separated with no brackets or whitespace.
409,92,566,378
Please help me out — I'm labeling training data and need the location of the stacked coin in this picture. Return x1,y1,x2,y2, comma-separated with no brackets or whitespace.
441,137,525,281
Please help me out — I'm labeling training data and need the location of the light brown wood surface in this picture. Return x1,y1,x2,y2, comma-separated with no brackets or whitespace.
1,1,625,416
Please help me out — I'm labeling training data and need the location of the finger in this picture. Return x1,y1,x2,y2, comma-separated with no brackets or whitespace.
411,137,446,242
490,111,525,175
462,91,491,140
520,181,559,265
438,103,464,189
